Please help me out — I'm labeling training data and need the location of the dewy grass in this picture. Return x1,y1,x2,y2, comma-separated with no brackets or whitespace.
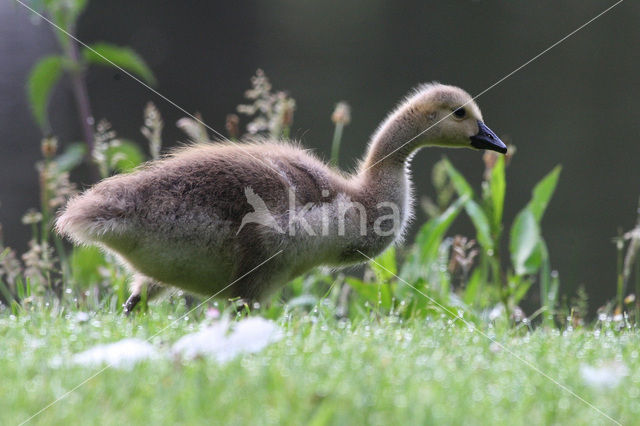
2,303,638,425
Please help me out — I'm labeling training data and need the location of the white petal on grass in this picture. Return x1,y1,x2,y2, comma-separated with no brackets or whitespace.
172,317,283,362
488,304,504,321
66,317,281,369
220,317,283,362
580,361,629,389
170,318,230,361
75,311,90,323
72,338,159,369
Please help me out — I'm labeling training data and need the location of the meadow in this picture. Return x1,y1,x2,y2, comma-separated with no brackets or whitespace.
3,304,639,425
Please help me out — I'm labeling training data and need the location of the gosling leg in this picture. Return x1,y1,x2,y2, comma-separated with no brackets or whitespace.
123,274,154,316
123,293,141,316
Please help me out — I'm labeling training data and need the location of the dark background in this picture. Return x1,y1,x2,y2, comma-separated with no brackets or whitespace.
1,1,639,312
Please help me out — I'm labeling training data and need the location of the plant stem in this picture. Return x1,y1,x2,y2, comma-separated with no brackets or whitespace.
53,235,69,284
622,197,640,297
540,251,552,326
493,256,511,321
635,251,640,321
39,159,50,243
66,27,95,156
330,123,344,166
616,229,624,311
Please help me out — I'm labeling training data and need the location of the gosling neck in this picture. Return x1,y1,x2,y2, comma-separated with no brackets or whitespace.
345,109,423,248
357,108,422,181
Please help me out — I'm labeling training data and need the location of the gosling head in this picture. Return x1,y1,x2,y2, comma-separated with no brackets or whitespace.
406,83,507,154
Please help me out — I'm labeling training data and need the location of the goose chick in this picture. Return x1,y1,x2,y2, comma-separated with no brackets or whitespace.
56,83,506,313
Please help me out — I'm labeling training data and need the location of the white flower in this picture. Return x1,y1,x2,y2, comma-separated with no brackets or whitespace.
172,317,283,362
72,338,160,369
580,361,629,389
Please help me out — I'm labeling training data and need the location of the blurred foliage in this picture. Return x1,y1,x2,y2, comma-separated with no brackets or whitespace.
275,153,565,327
4,0,159,316
27,55,67,130
6,60,640,330
81,42,157,86
26,0,155,135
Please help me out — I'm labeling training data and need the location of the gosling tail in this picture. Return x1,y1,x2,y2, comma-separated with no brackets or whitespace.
55,190,130,245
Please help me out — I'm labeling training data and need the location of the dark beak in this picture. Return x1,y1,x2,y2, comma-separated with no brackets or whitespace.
470,121,507,154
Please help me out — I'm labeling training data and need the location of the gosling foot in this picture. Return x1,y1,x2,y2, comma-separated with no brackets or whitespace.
123,293,141,316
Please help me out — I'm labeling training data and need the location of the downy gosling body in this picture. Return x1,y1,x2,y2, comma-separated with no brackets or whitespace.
56,83,506,313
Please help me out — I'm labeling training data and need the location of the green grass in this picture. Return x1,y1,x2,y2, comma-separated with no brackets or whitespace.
2,302,639,425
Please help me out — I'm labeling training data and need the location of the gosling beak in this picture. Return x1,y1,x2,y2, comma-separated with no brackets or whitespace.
470,121,507,154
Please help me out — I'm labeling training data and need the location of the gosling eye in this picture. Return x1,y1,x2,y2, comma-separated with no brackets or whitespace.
452,107,467,119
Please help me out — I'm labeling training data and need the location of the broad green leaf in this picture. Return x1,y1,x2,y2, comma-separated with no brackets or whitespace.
527,165,561,223
27,55,65,131
538,238,550,303
106,140,145,173
488,155,506,230
345,277,392,310
34,0,88,47
52,0,88,34
509,275,533,305
16,277,29,299
527,241,544,275
536,238,559,325
442,160,493,248
0,279,14,304
378,283,393,310
83,43,157,86
509,209,541,275
55,143,86,172
462,268,482,306
70,246,107,288
394,277,425,305
0,247,9,262
401,196,467,282
465,199,493,251
372,245,397,282
443,159,474,197
419,195,467,259
45,0,88,27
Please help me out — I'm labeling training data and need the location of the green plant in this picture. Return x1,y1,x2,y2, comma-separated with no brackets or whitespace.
333,153,561,325
16,1,156,306
26,0,156,154
5,0,161,311
0,100,161,312
236,69,296,139
330,102,351,166
612,197,640,322
439,154,561,324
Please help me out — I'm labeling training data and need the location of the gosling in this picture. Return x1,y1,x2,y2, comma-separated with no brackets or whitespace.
56,83,506,313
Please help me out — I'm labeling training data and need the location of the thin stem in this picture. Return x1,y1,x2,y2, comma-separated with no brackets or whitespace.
540,251,552,326
622,197,640,297
53,234,69,284
39,160,50,243
492,255,510,321
330,123,344,166
635,252,640,321
616,228,624,311
65,26,95,156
